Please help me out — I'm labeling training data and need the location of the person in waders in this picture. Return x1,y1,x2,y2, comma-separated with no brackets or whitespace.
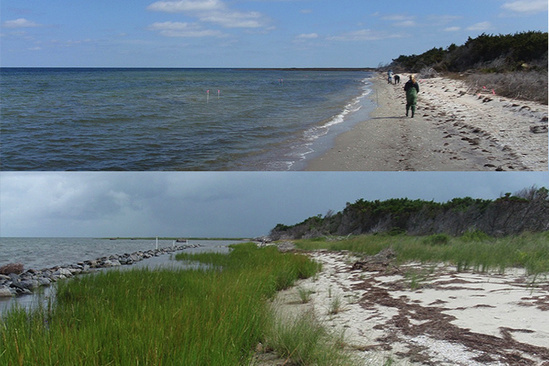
404,75,419,118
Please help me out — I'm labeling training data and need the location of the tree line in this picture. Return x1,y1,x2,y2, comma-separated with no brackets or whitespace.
390,31,548,73
269,186,549,240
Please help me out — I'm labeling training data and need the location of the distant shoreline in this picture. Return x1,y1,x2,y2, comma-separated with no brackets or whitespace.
0,66,377,71
101,237,249,241
242,67,376,71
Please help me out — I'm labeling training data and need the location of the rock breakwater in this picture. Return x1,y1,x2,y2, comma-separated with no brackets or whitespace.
0,244,199,297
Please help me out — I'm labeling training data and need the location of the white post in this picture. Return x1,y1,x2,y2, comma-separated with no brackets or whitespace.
156,236,159,250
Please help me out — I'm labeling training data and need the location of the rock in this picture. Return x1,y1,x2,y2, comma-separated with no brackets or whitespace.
17,279,40,290
102,259,121,267
14,287,32,295
3,243,202,297
68,268,82,275
0,286,14,297
38,277,52,286
0,263,24,275
351,248,397,272
54,268,73,278
530,125,548,134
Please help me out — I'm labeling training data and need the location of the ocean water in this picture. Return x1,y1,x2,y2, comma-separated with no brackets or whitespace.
0,68,374,171
0,237,239,271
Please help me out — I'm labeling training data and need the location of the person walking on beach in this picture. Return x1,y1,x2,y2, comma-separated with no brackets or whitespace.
404,75,419,118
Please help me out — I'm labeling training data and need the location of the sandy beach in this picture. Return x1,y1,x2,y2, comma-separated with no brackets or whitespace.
265,249,549,365
306,73,548,171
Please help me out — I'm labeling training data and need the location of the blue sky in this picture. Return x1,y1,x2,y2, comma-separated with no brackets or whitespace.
1,0,547,67
1,172,547,237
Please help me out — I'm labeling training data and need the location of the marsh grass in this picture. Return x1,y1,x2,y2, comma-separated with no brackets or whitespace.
263,311,355,366
295,231,549,275
0,243,321,365
328,295,344,315
297,287,314,304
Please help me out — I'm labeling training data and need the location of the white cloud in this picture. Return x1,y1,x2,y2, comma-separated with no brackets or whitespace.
466,21,492,31
379,14,416,27
148,0,223,12
502,0,548,13
381,15,413,21
394,20,416,27
328,29,403,42
199,11,264,28
444,26,461,32
2,18,41,28
148,21,225,37
296,33,318,39
147,0,269,29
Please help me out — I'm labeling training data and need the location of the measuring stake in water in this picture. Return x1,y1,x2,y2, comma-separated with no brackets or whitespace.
156,237,158,250
206,90,210,103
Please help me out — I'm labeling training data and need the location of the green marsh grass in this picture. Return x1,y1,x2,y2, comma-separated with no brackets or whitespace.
295,231,549,275
263,310,355,366
0,243,322,365
297,287,313,304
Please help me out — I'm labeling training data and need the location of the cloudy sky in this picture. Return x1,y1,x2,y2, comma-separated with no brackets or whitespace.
1,0,547,67
0,1,547,238
1,172,547,238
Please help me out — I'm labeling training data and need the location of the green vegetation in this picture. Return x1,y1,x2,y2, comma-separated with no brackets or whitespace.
388,31,548,103
270,186,549,240
294,231,549,276
391,31,547,73
0,243,331,366
297,286,314,304
263,311,354,366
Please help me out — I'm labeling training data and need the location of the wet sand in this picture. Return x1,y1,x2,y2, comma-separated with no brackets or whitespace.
306,73,548,171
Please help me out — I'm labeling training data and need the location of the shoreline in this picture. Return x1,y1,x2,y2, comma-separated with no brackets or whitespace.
0,244,200,299
266,250,549,365
305,73,548,171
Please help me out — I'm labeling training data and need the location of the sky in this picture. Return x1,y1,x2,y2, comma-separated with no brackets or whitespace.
0,0,547,67
0,0,547,238
1,171,548,238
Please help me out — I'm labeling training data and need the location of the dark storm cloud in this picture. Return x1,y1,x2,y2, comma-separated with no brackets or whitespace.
1,172,547,237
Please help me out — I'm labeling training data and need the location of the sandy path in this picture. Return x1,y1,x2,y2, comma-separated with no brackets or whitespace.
267,250,549,365
306,74,548,171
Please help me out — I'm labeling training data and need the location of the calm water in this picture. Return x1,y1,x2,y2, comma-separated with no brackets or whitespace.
0,237,239,270
0,68,374,171
0,237,241,314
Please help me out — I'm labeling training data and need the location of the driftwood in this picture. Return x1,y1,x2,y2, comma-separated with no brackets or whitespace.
351,248,398,273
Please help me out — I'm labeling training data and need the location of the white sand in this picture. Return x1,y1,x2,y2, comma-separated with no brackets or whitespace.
267,251,549,365
306,73,548,171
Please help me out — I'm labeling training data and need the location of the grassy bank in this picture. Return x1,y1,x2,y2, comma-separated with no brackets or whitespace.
0,243,321,365
295,231,549,275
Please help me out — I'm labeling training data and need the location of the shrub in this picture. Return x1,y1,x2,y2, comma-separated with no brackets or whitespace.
460,230,492,242
423,233,450,245
467,71,548,104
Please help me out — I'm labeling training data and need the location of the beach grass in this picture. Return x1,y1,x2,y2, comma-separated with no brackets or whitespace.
0,243,323,365
294,231,549,276
262,310,355,366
